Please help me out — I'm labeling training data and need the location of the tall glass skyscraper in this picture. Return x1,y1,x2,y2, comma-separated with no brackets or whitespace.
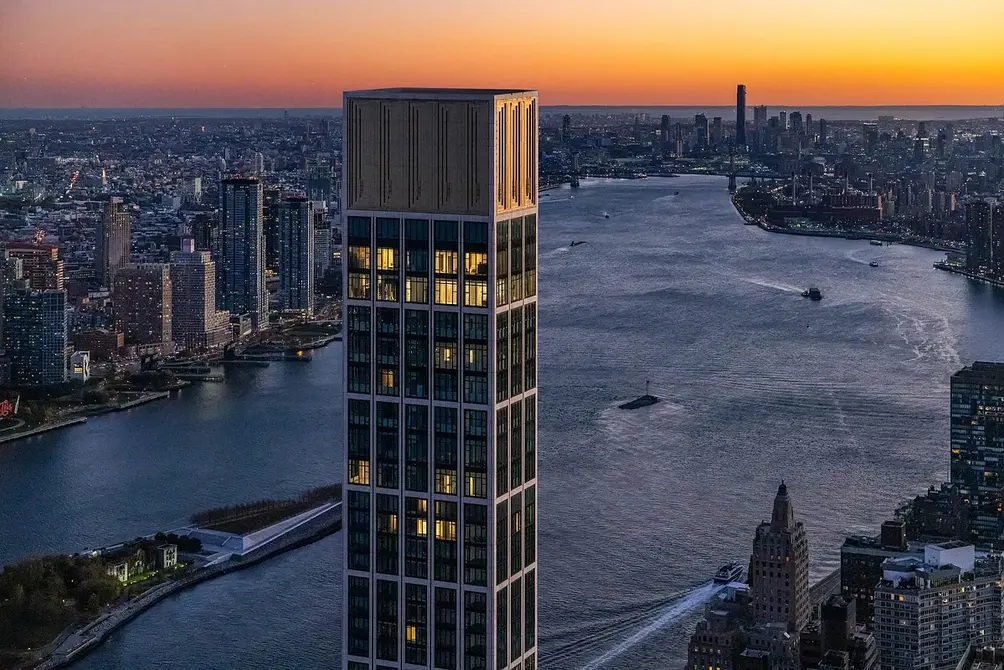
217,177,267,330
278,196,315,315
342,88,539,670
951,362,1004,547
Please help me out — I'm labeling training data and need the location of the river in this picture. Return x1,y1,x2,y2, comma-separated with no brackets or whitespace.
4,175,1004,668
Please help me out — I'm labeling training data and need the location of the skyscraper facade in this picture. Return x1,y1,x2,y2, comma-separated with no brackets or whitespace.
217,178,267,330
950,362,1004,546
170,239,232,350
6,243,64,291
278,196,315,314
342,88,539,670
97,196,132,287
965,201,993,273
3,288,67,386
736,84,747,148
748,482,810,631
113,263,172,350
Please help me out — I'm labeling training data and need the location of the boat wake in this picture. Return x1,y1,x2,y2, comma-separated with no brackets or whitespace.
741,277,804,294
539,582,720,670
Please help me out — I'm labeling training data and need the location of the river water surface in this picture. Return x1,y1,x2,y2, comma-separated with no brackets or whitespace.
4,176,1004,668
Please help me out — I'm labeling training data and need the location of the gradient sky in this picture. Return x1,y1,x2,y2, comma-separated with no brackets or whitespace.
3,0,1003,108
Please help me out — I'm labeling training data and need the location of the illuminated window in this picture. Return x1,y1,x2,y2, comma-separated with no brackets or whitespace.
464,279,488,307
348,274,370,299
406,277,428,303
464,251,487,276
378,369,397,395
435,343,458,369
377,247,398,271
417,517,428,537
407,625,418,643
435,278,458,305
436,469,457,495
435,250,458,275
376,275,398,301
348,246,371,270
349,459,370,485
436,518,457,541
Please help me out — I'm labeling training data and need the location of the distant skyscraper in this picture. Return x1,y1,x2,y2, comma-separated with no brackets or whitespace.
342,87,539,670
951,362,1004,546
789,111,804,136
694,113,709,151
5,243,64,291
278,197,314,314
736,84,747,147
170,239,232,350
252,152,265,175
3,289,67,386
659,114,671,154
217,177,267,330
818,118,828,144
308,165,333,204
965,201,993,272
753,105,768,128
748,482,810,632
994,204,1004,279
113,263,172,350
778,110,788,130
97,196,131,287
314,227,331,273
561,114,571,143
263,187,282,272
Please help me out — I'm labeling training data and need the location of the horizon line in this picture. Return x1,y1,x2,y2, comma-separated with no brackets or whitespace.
1,103,1003,111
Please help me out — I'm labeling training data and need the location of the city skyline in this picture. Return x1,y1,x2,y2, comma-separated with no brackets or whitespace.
4,0,1004,108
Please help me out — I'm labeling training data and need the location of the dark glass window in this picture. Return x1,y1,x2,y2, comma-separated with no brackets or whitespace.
435,407,458,496
524,215,537,298
525,486,536,567
496,407,508,496
511,403,522,489
348,216,371,242
510,492,522,574
434,500,458,583
464,313,489,405
348,399,370,486
524,395,536,481
464,410,488,499
464,591,487,670
406,219,429,304
376,493,399,576
435,587,457,670
510,218,523,302
406,583,428,665
405,404,429,492
496,501,508,584
496,586,507,670
348,490,370,572
496,220,509,306
347,306,372,395
405,496,429,579
510,306,523,397
376,402,399,489
463,503,488,586
434,311,459,401
376,579,398,661
347,575,370,657
511,577,522,659
525,570,536,651
405,310,429,399
375,308,400,396
524,303,536,391
496,312,509,403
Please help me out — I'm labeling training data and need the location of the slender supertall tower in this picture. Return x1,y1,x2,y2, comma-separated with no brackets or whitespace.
98,196,131,287
342,88,539,670
736,84,747,148
278,196,315,315
217,177,267,331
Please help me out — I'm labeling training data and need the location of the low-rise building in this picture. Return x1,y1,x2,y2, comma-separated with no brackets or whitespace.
69,351,90,381
155,544,177,570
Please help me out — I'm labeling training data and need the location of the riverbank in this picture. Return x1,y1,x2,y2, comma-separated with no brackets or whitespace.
0,391,175,446
731,193,957,254
934,261,1004,289
27,502,341,670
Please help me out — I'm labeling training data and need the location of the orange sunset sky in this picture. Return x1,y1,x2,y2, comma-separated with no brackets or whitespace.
2,0,1003,108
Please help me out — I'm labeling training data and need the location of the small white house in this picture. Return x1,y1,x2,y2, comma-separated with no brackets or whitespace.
70,351,91,382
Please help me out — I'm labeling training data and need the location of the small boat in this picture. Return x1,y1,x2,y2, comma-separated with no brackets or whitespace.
870,240,883,246
713,562,745,585
674,191,680,195
802,287,823,300
569,241,587,247
869,261,879,267
603,212,610,219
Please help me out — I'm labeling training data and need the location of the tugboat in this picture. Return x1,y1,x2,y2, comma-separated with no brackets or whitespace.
869,261,879,268
802,287,823,300
713,562,745,585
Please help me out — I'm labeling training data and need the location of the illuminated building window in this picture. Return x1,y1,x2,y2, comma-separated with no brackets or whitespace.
377,247,398,271
435,278,458,305
406,277,428,303
435,250,458,275
349,459,370,485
